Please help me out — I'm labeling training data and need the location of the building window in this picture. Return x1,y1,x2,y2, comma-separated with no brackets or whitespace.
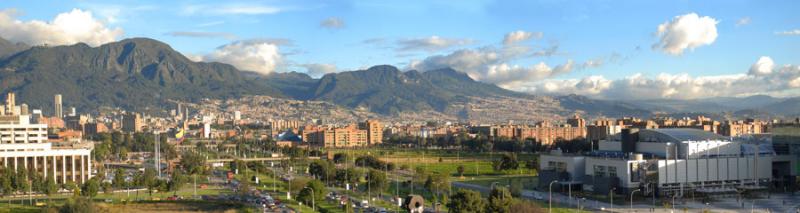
608,166,617,177
556,162,567,172
594,165,606,177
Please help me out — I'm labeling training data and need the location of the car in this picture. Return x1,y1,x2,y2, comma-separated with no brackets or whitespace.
533,194,544,200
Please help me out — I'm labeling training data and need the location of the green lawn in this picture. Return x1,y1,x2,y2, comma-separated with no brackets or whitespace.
461,175,539,189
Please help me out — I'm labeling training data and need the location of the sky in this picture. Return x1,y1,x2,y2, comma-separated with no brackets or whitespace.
0,0,798,100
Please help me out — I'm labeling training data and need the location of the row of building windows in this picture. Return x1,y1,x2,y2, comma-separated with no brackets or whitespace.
593,165,617,177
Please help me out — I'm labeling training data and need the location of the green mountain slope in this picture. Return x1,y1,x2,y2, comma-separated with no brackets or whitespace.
0,38,281,113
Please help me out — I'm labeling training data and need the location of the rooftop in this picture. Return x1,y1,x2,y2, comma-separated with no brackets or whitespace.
639,128,728,143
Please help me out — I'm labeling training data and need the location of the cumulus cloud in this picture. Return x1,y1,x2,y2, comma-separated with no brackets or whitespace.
201,40,283,75
735,17,751,27
300,63,338,77
166,31,237,40
483,61,575,88
0,8,123,46
522,57,800,99
320,17,345,29
406,30,594,87
775,29,800,36
396,36,473,52
749,56,774,76
654,13,718,55
503,30,543,45
408,46,578,87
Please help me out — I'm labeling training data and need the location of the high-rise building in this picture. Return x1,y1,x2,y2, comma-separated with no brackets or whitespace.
0,93,93,185
5,93,15,115
359,120,383,144
233,111,241,121
122,112,143,133
19,104,28,115
54,94,63,118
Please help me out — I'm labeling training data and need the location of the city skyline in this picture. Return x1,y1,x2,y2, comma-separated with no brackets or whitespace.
0,0,798,100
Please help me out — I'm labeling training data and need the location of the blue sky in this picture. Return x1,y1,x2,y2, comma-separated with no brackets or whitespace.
0,0,798,99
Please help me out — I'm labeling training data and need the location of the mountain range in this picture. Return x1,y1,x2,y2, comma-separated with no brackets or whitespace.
0,37,796,119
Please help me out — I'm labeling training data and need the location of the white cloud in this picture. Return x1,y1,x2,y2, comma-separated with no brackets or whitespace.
748,56,774,76
396,36,473,52
654,13,718,55
320,17,345,29
196,21,224,27
202,40,283,75
735,17,751,27
182,4,282,15
407,31,592,87
503,30,542,45
776,29,800,36
0,8,123,46
521,57,800,99
300,63,338,77
166,31,237,40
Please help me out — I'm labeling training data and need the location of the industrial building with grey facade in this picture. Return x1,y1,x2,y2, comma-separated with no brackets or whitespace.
539,127,798,199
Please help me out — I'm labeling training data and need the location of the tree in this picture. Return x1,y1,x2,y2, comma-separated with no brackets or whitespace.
425,172,450,203
335,168,361,186
308,160,334,182
101,182,113,195
168,170,187,192
14,166,29,194
81,179,100,197
457,165,466,177
0,166,13,197
180,151,207,175
140,168,157,196
487,187,514,213
366,169,388,196
447,189,487,213
113,169,126,188
493,153,519,171
297,180,326,208
333,153,350,164
43,177,58,197
288,178,310,196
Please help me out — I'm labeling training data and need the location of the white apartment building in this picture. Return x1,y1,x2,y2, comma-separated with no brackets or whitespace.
0,93,92,185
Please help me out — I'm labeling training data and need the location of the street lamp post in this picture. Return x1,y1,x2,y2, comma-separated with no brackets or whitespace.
304,186,315,212
549,180,558,213
631,189,641,212
610,187,616,210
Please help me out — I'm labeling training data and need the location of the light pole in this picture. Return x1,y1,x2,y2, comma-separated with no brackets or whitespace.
549,180,558,213
610,187,616,210
304,186,315,212
672,194,676,211
631,189,641,212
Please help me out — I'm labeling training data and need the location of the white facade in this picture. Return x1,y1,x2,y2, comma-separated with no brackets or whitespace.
540,153,586,180
0,108,92,185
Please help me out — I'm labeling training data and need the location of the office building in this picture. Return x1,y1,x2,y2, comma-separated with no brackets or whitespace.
0,93,93,185
54,94,62,118
122,112,143,133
